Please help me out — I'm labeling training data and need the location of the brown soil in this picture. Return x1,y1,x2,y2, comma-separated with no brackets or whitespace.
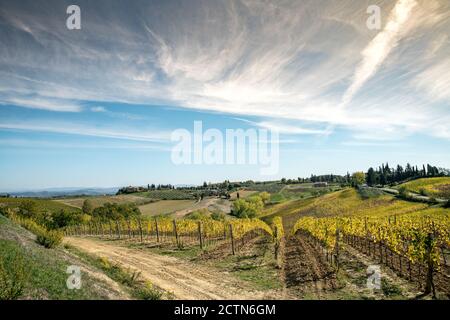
284,232,337,297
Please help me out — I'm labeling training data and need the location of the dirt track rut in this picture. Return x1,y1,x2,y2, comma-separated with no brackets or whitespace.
66,237,277,300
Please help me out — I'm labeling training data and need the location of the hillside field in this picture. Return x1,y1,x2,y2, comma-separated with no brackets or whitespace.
397,177,450,199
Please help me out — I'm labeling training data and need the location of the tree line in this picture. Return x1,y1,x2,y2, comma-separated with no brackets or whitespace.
365,163,447,186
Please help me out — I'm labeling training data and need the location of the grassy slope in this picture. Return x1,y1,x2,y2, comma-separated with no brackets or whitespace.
0,214,128,299
139,200,196,216
0,197,81,214
54,194,154,209
397,177,450,198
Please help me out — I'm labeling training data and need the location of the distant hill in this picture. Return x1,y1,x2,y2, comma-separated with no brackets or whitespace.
1,187,118,198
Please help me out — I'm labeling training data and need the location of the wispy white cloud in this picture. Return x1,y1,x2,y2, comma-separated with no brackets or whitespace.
412,57,450,101
0,121,170,143
91,106,106,112
0,137,170,151
341,0,418,107
0,96,83,112
0,0,449,141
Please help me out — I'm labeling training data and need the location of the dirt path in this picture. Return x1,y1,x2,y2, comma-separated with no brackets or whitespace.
66,236,275,300
283,232,336,297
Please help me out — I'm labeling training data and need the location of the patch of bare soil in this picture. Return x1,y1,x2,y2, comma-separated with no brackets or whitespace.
284,232,337,297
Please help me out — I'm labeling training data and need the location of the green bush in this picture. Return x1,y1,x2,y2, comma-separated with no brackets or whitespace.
135,281,163,300
0,241,29,300
36,230,63,248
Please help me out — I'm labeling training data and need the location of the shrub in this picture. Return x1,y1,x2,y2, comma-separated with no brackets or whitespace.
135,281,163,300
36,230,63,248
398,186,408,198
185,208,210,220
211,211,225,221
0,241,29,300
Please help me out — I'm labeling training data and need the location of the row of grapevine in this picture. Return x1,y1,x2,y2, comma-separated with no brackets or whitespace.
65,217,277,255
292,215,450,297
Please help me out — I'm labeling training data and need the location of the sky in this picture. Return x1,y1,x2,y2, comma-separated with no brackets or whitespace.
0,0,450,191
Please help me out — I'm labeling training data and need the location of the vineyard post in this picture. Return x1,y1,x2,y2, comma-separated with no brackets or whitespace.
424,232,436,298
155,218,160,242
173,220,179,247
88,223,92,236
198,221,203,249
335,228,340,270
138,219,143,243
274,226,279,263
378,227,382,263
127,219,131,239
229,224,235,255
100,223,104,238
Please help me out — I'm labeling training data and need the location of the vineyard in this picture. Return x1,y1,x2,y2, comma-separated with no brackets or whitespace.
65,217,283,256
292,214,450,297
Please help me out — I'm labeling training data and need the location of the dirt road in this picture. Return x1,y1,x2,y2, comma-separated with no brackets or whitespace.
66,237,276,300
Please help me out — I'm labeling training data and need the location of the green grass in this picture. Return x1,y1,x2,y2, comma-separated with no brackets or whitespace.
0,197,81,214
247,183,284,194
136,190,195,200
54,194,154,209
138,200,197,216
0,214,131,299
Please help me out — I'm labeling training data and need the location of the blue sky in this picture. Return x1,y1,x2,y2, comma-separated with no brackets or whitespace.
1,0,450,191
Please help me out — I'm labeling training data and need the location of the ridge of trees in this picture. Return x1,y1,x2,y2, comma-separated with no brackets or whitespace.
365,163,447,187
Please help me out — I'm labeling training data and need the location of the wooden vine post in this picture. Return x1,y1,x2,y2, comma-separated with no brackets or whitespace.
173,220,179,247
334,228,340,270
138,219,143,243
127,219,131,239
424,232,436,298
274,226,279,262
229,224,235,255
154,218,160,243
198,221,204,249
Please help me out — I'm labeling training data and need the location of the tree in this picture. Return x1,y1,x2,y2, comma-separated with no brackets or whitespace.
231,196,264,218
18,200,38,219
51,209,81,229
366,168,376,186
352,172,365,186
82,199,94,215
